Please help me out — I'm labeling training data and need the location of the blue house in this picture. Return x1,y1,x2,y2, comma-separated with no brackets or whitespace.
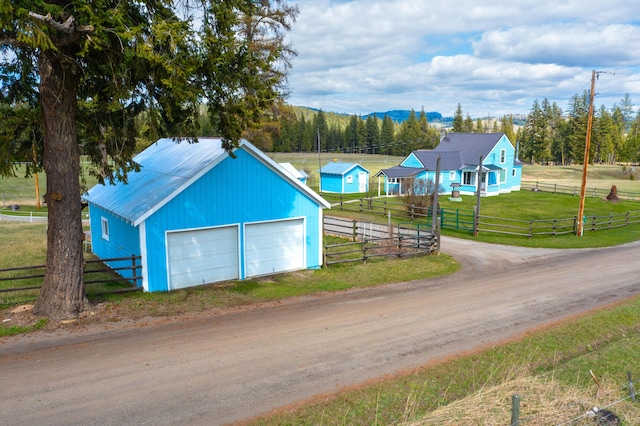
84,138,331,292
376,133,522,197
320,162,370,193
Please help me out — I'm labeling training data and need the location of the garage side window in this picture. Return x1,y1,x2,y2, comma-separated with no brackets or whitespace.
101,217,110,241
346,175,353,183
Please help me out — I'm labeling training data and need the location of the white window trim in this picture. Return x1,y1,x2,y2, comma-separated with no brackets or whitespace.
449,170,456,180
101,217,110,241
500,149,506,164
463,171,475,185
499,168,507,184
346,175,353,184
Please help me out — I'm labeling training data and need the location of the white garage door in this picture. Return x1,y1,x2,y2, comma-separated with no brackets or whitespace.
167,226,239,290
245,219,305,278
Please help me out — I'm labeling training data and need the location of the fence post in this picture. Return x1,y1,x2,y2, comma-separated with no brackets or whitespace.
352,219,357,242
510,394,520,426
629,372,636,402
626,211,630,226
131,254,138,285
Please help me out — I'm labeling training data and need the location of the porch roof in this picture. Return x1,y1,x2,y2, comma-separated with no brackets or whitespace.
375,166,424,178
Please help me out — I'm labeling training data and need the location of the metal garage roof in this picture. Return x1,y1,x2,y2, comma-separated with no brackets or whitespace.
84,138,330,226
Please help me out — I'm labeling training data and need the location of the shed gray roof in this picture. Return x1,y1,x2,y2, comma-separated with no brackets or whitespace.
434,132,507,165
84,138,330,226
320,161,369,175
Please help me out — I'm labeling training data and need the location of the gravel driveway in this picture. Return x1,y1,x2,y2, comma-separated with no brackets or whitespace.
1,237,639,425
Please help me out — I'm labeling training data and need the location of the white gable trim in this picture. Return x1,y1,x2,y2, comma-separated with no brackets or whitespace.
242,141,331,209
131,139,330,227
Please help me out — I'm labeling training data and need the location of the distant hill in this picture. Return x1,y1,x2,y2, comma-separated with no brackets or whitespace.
363,110,449,123
289,106,525,127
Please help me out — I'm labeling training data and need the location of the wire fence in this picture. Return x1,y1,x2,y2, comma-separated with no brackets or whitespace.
511,372,638,425
325,195,640,237
521,180,640,201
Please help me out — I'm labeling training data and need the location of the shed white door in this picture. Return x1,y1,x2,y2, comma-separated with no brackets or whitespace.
245,219,305,278
358,172,367,192
167,225,239,290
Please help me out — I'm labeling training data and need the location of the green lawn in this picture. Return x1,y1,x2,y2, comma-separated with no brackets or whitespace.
3,158,640,423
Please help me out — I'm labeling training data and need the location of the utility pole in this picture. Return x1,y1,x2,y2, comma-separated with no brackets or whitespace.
576,70,597,236
431,156,441,253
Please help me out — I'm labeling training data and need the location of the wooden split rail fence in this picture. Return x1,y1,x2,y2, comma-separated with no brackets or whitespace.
323,216,438,266
0,255,142,294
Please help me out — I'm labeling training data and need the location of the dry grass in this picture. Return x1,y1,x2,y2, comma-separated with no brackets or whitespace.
405,371,638,426
522,164,639,193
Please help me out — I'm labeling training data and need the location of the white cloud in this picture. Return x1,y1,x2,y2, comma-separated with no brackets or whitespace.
285,0,640,117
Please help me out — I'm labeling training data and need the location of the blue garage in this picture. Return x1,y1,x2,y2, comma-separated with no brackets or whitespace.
84,138,330,292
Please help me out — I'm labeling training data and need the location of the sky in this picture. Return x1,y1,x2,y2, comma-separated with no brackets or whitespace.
284,0,640,119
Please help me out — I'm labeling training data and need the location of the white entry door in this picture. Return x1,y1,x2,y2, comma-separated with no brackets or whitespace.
358,172,367,192
167,225,239,290
244,219,305,278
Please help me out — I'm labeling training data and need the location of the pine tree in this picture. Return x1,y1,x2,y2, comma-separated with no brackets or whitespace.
365,115,380,153
380,115,396,155
452,103,464,132
3,0,300,318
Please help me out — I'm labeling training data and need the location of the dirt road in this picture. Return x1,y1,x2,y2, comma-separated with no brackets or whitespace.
1,237,639,425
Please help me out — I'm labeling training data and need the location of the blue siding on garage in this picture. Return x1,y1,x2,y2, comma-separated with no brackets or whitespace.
85,138,329,292
142,149,324,292
88,204,141,285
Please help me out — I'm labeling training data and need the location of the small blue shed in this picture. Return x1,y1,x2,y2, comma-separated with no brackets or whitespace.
319,162,369,194
279,162,309,185
84,138,330,292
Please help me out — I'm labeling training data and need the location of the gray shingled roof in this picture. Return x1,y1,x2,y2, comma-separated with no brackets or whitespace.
412,150,464,170
434,132,506,165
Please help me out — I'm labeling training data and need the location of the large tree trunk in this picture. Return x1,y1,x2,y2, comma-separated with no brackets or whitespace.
33,52,86,320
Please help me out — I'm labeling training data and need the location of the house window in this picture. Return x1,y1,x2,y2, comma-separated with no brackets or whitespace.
388,178,398,184
101,217,110,241
463,171,475,185
499,169,507,184
500,149,506,164
346,175,353,184
449,170,456,180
